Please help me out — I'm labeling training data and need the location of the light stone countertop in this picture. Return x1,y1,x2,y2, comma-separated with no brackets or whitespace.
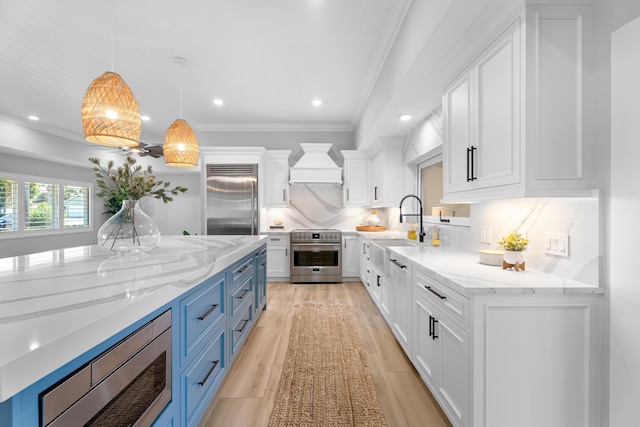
386,244,603,295
0,235,267,402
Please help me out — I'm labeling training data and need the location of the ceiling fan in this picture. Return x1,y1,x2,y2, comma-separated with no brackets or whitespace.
118,141,164,158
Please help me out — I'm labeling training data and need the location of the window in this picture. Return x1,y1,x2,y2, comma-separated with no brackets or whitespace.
0,178,18,232
0,174,92,238
418,154,471,226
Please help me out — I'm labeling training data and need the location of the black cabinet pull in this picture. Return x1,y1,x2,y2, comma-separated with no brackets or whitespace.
432,318,439,340
236,319,249,333
235,289,249,299
466,147,472,182
470,146,477,181
198,304,219,321
236,264,250,274
377,275,381,287
198,360,219,386
374,186,378,200
429,315,434,338
424,285,446,300
390,259,407,269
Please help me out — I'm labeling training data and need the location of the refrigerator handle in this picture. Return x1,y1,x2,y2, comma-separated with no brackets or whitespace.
251,181,256,235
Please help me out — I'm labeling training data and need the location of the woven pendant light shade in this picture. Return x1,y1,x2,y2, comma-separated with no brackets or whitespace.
81,71,141,147
164,119,199,168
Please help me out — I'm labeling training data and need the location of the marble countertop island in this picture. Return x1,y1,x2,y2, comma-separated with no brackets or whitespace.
0,235,266,402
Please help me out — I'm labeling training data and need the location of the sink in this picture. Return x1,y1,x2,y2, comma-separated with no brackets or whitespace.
370,239,416,248
368,239,417,274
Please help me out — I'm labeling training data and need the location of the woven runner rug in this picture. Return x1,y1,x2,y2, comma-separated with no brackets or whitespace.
268,302,388,427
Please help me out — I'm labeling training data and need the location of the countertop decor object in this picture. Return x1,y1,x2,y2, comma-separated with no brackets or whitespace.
97,199,160,253
89,156,188,253
478,249,503,266
366,209,380,226
498,230,529,271
355,225,387,231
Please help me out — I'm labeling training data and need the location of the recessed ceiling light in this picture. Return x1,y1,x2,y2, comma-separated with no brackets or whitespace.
312,99,322,107
399,114,412,121
140,115,150,121
213,98,224,106
28,115,39,121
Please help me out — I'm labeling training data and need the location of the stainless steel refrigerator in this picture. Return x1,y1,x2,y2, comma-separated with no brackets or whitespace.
206,164,259,235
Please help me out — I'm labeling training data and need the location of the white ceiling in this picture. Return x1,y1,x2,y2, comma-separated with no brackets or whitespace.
0,0,412,148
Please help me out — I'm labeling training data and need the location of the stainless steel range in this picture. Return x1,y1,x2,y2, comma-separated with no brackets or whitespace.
290,229,342,283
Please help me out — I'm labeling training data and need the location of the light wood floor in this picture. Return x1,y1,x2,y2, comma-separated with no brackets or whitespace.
199,281,452,427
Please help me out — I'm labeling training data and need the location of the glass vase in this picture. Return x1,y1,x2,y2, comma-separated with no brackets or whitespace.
97,199,160,254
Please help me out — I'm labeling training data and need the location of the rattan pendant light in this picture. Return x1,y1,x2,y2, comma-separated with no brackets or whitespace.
164,57,199,168
81,1,141,147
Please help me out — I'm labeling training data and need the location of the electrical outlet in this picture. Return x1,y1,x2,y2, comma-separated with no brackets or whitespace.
480,227,492,244
544,232,570,257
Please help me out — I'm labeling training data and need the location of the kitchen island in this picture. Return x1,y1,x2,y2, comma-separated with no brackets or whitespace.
0,235,267,426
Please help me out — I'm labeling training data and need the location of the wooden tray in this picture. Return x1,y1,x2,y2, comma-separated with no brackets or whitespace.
356,225,387,231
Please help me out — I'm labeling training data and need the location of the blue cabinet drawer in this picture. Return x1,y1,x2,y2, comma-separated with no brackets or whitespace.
230,275,252,318
180,273,225,367
181,324,226,427
230,303,253,357
231,257,254,288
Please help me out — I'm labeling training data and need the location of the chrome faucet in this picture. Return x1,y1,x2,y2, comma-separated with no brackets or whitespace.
399,194,425,243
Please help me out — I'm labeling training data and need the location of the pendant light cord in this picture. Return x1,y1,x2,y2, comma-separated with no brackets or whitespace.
110,0,115,71
179,64,183,119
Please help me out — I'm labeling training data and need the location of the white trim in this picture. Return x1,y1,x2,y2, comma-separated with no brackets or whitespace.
0,172,93,240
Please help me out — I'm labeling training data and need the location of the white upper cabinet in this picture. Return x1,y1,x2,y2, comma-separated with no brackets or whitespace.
341,150,368,207
264,151,290,207
369,142,404,208
443,4,593,203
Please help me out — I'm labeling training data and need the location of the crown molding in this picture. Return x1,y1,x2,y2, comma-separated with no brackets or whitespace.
194,122,355,132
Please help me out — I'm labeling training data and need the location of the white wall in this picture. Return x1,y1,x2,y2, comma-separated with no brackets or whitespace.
610,14,640,426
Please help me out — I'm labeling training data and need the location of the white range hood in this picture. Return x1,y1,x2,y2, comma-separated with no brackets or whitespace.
289,143,343,184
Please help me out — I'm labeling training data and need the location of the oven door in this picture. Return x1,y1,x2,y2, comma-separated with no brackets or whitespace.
290,243,342,283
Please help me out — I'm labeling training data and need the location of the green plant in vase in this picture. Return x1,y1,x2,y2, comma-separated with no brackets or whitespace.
89,156,188,253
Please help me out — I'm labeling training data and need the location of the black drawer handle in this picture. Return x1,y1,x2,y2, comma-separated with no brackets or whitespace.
390,259,407,269
260,262,266,267
198,304,219,321
236,265,250,274
235,289,249,299
377,275,381,287
198,360,219,386
425,285,446,300
236,319,249,333
260,249,267,256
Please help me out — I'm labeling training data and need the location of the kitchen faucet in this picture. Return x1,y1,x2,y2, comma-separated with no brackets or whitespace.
399,194,425,242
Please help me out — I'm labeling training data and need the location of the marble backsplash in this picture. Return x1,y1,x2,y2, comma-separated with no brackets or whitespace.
264,184,386,231
264,184,599,285
470,196,600,286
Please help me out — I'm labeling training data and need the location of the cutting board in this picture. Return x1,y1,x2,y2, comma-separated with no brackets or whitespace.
356,225,387,231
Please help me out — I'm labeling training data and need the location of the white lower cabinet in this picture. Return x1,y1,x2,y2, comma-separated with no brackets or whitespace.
358,237,601,427
412,265,600,427
265,234,289,279
390,253,412,355
342,235,360,278
414,269,469,427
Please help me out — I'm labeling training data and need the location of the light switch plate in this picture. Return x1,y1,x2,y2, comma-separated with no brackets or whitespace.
480,227,492,244
544,232,570,257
